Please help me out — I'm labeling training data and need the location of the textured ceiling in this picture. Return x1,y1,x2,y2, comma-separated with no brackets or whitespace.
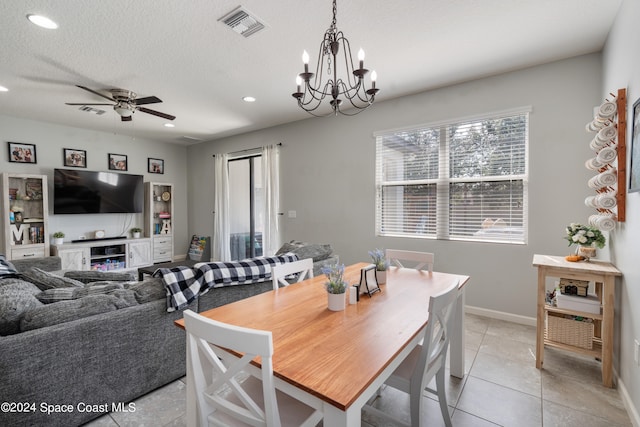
0,0,623,145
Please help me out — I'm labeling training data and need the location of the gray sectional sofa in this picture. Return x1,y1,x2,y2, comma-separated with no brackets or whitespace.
0,240,337,426
0,256,273,427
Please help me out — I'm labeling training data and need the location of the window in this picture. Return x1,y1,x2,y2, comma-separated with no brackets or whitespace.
375,109,529,244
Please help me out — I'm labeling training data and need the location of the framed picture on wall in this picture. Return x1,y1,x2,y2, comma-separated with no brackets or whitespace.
148,157,164,174
108,153,128,171
63,148,87,168
630,97,640,192
8,142,37,164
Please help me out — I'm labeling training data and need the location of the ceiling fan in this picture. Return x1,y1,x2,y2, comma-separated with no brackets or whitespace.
65,85,176,122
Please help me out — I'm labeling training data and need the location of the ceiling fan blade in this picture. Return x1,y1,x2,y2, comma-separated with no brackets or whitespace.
76,85,115,102
134,96,162,105
138,107,176,121
65,102,114,106
121,115,133,122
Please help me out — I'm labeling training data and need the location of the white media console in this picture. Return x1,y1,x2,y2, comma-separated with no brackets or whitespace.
51,237,152,271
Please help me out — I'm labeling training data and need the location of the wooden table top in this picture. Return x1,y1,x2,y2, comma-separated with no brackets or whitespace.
532,254,622,276
175,262,470,411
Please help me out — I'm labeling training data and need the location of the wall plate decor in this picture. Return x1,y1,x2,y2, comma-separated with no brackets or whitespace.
148,157,164,174
63,148,87,168
108,153,128,171
8,142,37,164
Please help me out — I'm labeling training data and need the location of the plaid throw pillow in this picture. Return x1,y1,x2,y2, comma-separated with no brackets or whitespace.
0,255,19,279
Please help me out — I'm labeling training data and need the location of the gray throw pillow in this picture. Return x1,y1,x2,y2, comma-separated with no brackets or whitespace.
0,255,19,279
276,240,333,262
125,278,167,303
21,267,85,291
36,283,124,304
20,294,122,332
0,279,44,335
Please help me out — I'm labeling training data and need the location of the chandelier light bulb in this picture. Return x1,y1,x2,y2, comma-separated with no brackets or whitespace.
296,75,302,92
371,71,377,88
358,49,365,69
302,50,310,64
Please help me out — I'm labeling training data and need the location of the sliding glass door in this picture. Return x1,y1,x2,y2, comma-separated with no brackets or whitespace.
228,155,263,260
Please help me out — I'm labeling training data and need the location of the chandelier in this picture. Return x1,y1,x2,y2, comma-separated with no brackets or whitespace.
292,0,379,116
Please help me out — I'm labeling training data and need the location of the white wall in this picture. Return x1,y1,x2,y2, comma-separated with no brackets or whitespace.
187,53,602,319
0,115,190,255
602,0,640,421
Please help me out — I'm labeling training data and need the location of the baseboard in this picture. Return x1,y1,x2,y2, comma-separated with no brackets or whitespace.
617,377,640,427
465,305,537,327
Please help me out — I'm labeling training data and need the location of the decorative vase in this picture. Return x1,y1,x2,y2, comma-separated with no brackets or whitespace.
577,245,596,261
53,238,64,245
133,232,141,239
376,269,387,285
327,292,346,311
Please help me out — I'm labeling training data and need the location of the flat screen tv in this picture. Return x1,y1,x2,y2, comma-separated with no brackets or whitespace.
54,169,144,214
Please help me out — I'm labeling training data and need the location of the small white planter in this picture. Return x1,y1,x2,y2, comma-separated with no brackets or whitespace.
53,237,64,245
132,232,141,239
327,292,346,311
376,270,387,285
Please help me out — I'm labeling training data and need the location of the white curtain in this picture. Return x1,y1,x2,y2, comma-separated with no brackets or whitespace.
261,144,281,256
213,154,231,261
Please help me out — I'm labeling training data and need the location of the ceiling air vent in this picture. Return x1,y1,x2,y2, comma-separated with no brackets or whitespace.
219,6,266,38
78,106,106,115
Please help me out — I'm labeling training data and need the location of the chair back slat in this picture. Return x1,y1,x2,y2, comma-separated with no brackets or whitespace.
386,249,434,274
271,258,314,290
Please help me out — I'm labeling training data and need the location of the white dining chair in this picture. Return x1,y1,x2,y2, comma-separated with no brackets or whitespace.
183,309,323,427
386,249,434,274
271,258,314,290
363,279,459,427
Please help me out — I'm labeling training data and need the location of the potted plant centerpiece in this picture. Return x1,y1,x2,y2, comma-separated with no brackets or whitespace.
130,227,142,239
52,231,64,245
564,223,605,261
321,262,348,311
369,248,389,284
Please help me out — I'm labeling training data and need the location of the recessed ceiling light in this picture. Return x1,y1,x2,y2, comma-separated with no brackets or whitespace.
0,86,8,92
27,14,58,29
164,123,175,128
243,96,256,103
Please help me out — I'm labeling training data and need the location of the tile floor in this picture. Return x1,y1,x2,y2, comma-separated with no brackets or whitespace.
84,314,632,426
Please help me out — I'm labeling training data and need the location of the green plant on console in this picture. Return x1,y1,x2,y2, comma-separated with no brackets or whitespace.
52,231,65,238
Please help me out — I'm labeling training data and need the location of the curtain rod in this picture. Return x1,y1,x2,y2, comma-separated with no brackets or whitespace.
212,142,282,157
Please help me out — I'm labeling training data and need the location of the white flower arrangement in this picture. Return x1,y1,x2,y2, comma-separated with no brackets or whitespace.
565,223,605,249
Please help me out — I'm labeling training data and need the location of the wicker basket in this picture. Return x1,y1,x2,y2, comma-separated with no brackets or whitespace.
546,313,594,349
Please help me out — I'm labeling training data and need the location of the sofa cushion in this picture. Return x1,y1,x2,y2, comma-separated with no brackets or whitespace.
63,270,137,284
0,279,44,335
125,278,167,303
0,255,19,279
276,240,333,262
20,294,127,332
36,283,125,304
21,267,85,291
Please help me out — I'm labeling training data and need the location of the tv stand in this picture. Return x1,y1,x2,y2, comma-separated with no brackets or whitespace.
51,238,151,271
71,236,126,243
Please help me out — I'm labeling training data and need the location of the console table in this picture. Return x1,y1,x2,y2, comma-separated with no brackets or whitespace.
533,254,622,387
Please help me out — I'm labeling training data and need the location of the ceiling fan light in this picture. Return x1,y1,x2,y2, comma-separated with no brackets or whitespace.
27,14,58,29
114,104,133,117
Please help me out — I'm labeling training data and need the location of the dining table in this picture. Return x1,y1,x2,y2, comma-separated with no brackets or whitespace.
175,262,470,426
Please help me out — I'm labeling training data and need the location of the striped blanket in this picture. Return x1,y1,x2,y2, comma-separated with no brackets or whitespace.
153,254,298,311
